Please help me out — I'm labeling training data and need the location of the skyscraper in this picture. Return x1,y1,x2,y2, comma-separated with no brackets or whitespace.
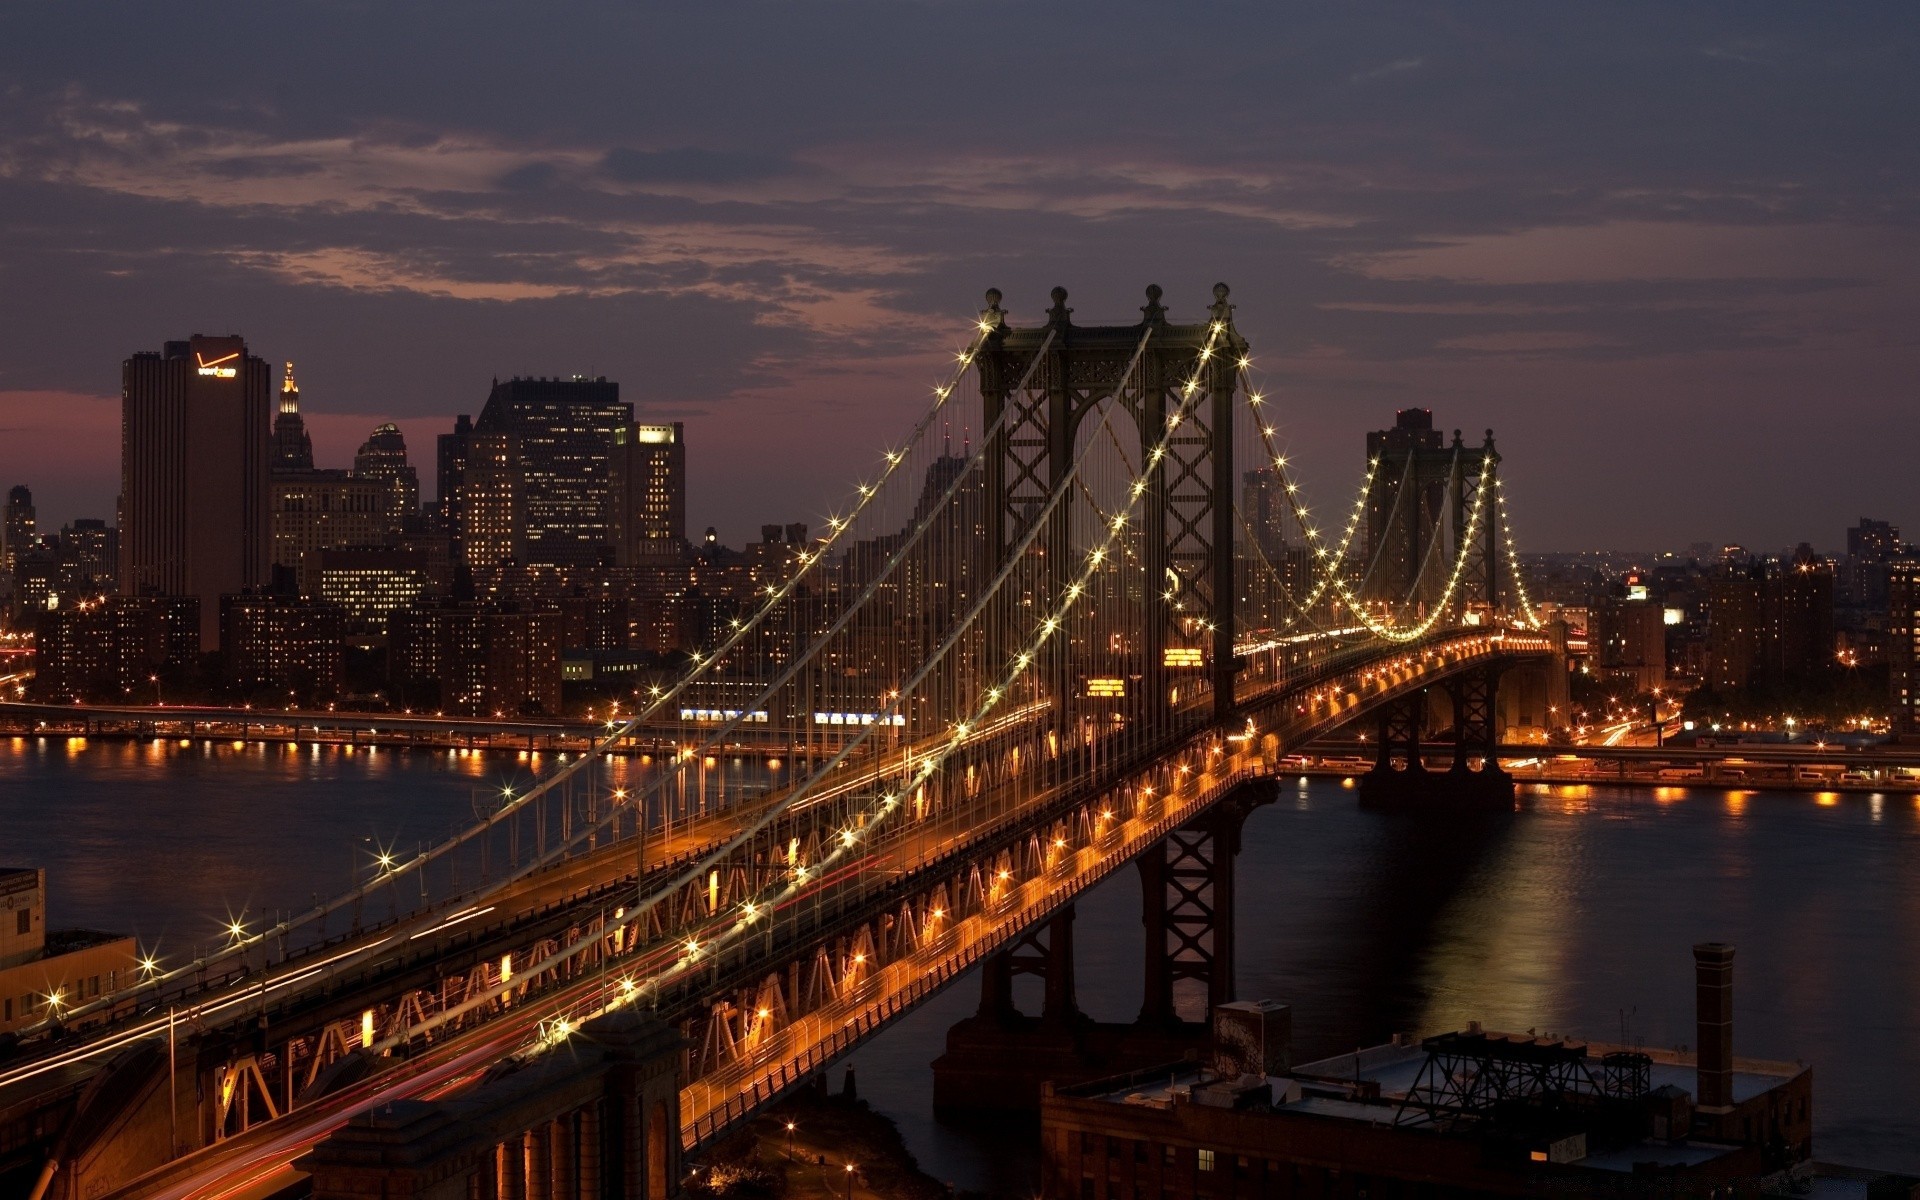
1890,561,1920,736
460,431,526,572
1844,517,1900,611
120,335,272,649
435,413,473,536
1362,409,1458,611
613,421,687,562
2,485,34,574
352,423,420,531
474,376,631,565
1240,467,1289,560
271,361,314,470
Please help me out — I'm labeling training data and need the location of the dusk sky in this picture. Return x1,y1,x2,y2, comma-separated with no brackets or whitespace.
1,3,1914,552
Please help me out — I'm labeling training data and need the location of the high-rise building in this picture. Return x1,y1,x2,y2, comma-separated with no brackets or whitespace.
474,376,631,565
318,547,434,642
270,471,388,596
2,485,34,575
1844,517,1900,612
30,595,198,703
1240,467,1289,561
1591,571,1667,692
271,361,314,470
1890,562,1920,736
612,422,687,563
1362,409,1459,611
352,423,420,531
60,520,118,589
120,335,272,650
435,413,473,537
1706,551,1834,693
459,431,526,572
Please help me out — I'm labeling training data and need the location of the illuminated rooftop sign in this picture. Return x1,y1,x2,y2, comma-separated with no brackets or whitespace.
195,351,239,379
635,426,675,444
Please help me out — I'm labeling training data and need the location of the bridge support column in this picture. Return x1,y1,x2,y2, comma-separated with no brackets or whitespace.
1138,790,1264,1027
977,904,1078,1023
1359,671,1514,811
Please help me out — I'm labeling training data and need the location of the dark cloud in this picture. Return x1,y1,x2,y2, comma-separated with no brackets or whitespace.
600,147,800,186
494,160,561,191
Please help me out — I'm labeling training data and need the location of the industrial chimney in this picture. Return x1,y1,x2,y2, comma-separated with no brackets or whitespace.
1693,942,1735,1111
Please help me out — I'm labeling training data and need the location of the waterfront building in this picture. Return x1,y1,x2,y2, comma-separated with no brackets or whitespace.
1590,571,1668,692
474,376,631,565
1705,550,1834,695
29,595,198,703
1043,947,1814,1199
0,868,136,1035
1890,561,1920,737
352,422,421,531
219,592,345,701
389,600,562,716
612,421,687,563
120,335,272,650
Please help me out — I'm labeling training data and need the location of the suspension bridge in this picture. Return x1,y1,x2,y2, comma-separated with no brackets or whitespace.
0,285,1571,1200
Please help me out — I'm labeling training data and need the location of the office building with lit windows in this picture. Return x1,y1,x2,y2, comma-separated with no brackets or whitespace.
318,547,435,641
270,471,389,596
30,595,198,703
352,422,420,531
120,335,272,649
219,593,345,701
474,376,631,566
2,485,35,577
389,600,561,716
1890,561,1920,737
613,421,687,562
458,431,526,571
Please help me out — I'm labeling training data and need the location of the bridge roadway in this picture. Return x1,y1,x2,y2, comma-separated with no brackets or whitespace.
0,701,855,753
70,628,1549,1200
0,702,1056,1094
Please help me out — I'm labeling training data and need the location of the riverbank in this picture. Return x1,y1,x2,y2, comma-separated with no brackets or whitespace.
692,1074,960,1200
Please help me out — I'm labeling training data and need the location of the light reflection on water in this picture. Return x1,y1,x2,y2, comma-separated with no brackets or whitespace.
2,742,1915,1185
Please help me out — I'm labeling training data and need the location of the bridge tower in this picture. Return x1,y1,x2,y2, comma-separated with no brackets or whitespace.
976,284,1246,727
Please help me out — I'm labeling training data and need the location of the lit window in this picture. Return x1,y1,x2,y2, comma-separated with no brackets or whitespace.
1197,1149,1216,1172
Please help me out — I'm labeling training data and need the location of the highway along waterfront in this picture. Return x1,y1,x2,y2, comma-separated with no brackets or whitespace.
3,737,1916,1191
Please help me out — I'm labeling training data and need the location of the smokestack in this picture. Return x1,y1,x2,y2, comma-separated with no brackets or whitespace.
1693,942,1735,1110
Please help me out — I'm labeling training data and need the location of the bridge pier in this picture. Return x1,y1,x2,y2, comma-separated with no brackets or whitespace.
1137,793,1263,1027
1358,668,1514,811
932,785,1271,1115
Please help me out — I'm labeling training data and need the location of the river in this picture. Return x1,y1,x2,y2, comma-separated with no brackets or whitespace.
3,737,1915,1187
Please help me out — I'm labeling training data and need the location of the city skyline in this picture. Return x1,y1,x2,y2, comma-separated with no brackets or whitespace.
2,4,1916,549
